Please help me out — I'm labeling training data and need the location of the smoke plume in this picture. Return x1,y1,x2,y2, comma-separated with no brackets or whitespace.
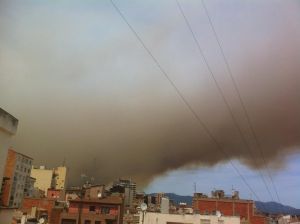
0,0,300,187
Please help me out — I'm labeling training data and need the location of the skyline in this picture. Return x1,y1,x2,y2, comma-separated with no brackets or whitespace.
1,0,299,209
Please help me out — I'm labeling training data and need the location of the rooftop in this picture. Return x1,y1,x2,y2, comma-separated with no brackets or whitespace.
70,196,123,205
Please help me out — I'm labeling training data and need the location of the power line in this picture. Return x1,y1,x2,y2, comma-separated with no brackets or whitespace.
175,0,274,201
109,0,262,202
200,0,280,203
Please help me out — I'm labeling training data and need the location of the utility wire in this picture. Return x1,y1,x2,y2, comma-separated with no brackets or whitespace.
200,0,281,203
109,0,263,202
176,0,274,201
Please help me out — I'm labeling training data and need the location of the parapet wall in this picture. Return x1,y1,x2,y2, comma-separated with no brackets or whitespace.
0,108,18,135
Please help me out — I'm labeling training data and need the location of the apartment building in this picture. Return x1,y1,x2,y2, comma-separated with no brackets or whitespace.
1,148,33,207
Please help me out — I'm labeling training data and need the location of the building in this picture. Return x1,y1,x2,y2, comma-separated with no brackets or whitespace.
1,148,33,207
22,197,59,223
140,212,240,224
155,193,165,206
160,198,169,214
24,176,36,197
30,166,55,193
111,179,136,208
60,185,124,224
54,166,68,190
193,190,266,224
47,188,65,200
30,165,68,195
0,108,18,192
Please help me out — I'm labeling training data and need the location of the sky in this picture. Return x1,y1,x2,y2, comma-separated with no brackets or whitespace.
145,153,300,208
0,0,300,208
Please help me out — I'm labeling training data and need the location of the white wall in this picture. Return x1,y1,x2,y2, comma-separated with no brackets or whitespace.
140,212,240,224
0,108,18,188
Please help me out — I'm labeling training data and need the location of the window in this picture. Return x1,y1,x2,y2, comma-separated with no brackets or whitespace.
84,220,91,224
61,219,76,224
101,207,110,214
200,219,211,224
89,206,96,212
95,221,101,224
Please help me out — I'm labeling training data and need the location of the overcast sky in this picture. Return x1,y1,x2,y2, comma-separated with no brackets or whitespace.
1,0,299,208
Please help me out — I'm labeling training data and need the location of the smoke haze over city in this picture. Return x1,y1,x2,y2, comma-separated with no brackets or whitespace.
0,0,300,197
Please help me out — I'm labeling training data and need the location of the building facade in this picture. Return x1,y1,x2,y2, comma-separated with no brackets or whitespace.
193,191,266,224
0,108,18,190
54,166,68,190
111,179,136,208
141,212,240,224
1,148,33,207
31,165,68,195
30,166,55,193
61,185,124,224
24,176,36,197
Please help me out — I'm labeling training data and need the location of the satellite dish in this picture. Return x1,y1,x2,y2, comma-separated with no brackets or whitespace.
97,193,102,198
216,211,222,218
140,203,148,211
39,218,45,224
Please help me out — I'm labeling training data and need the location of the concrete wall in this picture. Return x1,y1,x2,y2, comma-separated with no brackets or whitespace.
141,212,240,224
0,107,18,189
0,208,16,224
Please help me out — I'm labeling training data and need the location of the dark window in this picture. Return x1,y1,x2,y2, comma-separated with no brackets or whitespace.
101,207,110,214
84,220,91,224
89,206,96,212
61,219,76,224
95,221,101,224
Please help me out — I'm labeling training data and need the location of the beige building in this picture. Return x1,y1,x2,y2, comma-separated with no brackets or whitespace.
0,108,18,188
30,166,54,193
30,165,68,194
53,166,67,190
141,212,240,224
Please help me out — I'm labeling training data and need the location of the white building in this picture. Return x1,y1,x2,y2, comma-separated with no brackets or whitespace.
160,197,169,214
0,107,18,223
140,212,240,224
0,108,18,188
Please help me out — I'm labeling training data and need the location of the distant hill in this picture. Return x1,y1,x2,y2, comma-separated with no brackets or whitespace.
255,201,300,215
149,193,300,215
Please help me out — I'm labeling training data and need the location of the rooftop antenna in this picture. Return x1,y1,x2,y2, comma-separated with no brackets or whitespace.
62,157,66,166
194,182,197,193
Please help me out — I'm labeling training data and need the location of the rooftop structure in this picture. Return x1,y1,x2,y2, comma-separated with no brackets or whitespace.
193,190,266,224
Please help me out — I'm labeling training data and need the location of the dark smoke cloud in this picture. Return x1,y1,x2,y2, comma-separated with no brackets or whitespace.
0,0,300,187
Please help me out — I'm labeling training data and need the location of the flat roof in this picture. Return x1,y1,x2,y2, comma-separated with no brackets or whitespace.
70,196,123,205
8,148,33,160
193,197,253,203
